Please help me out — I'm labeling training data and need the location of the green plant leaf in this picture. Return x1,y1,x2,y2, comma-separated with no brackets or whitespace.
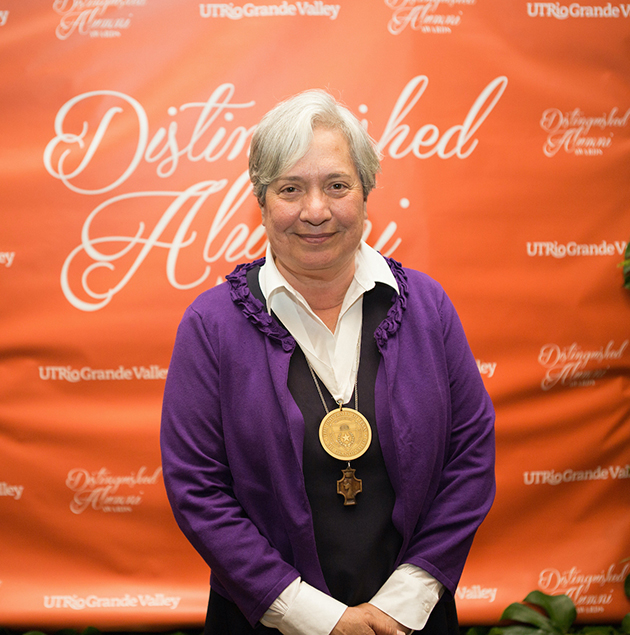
524,591,576,633
623,243,630,289
501,602,554,632
622,612,630,635
625,573,630,600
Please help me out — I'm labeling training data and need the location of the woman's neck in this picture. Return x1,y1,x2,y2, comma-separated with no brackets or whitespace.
274,258,355,333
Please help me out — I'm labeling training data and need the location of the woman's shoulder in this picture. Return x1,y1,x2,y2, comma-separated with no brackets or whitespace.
186,279,235,320
386,257,446,299
186,258,264,320
181,259,294,350
388,260,457,328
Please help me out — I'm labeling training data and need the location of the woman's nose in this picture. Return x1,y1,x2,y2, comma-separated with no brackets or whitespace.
299,190,332,225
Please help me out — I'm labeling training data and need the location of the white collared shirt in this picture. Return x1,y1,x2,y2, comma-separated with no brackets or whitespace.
257,242,443,634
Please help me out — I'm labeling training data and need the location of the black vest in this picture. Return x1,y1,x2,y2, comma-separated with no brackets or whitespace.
247,265,402,603
286,283,402,605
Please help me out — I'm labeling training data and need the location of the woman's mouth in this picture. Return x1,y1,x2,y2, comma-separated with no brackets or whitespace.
297,232,335,244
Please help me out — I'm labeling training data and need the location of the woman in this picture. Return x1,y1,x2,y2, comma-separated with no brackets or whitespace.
160,89,496,635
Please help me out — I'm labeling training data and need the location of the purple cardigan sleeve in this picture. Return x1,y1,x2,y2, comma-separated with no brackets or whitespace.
397,277,496,594
160,301,299,625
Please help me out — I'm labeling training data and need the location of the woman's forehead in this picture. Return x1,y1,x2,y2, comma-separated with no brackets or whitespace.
274,129,357,180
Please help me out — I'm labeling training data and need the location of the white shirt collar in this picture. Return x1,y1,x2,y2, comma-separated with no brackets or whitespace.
259,241,399,315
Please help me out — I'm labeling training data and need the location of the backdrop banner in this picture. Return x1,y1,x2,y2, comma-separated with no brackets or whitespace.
1,0,629,629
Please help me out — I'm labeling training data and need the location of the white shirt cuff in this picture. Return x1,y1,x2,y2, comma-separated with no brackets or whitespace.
369,563,444,633
260,577,347,635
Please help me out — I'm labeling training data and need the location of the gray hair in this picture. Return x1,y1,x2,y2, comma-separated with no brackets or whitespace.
249,89,381,206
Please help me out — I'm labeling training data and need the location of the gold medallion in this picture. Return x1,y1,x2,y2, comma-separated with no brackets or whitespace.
318,405,372,461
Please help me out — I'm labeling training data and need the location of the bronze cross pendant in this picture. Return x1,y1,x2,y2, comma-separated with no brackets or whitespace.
337,466,362,506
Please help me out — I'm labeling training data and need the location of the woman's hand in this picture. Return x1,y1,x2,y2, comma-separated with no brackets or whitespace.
331,603,407,635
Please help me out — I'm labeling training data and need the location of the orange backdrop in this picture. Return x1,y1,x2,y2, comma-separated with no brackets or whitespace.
1,0,629,630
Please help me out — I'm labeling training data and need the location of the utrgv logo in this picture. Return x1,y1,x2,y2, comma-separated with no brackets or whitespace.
527,3,630,18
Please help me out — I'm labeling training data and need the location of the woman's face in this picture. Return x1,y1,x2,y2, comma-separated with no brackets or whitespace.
261,127,367,282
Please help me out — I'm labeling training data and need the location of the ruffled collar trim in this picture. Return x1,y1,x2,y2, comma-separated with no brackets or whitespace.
226,256,408,351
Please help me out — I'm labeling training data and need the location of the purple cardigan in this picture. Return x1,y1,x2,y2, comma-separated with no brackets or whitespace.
160,258,496,627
